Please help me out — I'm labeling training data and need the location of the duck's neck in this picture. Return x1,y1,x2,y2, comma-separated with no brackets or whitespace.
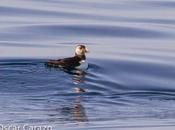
75,53,86,60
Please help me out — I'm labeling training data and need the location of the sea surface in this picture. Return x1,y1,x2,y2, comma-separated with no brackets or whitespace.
1,0,175,130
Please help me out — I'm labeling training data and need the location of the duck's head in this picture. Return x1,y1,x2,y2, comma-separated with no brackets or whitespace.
75,45,89,56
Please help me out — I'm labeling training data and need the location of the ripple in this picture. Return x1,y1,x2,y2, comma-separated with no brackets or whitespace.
135,1,175,9
0,41,60,48
1,58,175,127
2,24,171,39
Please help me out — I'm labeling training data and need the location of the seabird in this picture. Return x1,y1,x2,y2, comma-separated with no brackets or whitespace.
46,45,89,70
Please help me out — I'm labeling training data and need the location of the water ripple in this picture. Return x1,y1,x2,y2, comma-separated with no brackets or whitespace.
1,24,171,39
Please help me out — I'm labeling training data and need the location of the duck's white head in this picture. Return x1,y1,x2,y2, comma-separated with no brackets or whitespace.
75,45,89,56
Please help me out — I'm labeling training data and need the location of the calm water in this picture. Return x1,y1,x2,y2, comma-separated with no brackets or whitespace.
1,0,175,129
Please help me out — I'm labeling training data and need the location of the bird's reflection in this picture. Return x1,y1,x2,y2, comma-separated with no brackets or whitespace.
72,69,86,86
45,65,89,122
72,97,88,122
63,69,89,122
59,96,88,123
45,64,88,92
59,67,88,93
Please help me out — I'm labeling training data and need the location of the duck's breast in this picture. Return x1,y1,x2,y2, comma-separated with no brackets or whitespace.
76,60,88,70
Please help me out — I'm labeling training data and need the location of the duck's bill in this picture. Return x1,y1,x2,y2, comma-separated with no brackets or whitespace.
85,48,89,53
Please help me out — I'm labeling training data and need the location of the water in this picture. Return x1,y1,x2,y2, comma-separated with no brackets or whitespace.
1,0,175,129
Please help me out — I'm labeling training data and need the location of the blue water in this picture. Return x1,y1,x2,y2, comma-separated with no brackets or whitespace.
1,0,175,129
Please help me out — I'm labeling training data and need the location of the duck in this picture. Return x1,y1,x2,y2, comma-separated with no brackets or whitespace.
46,45,89,70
